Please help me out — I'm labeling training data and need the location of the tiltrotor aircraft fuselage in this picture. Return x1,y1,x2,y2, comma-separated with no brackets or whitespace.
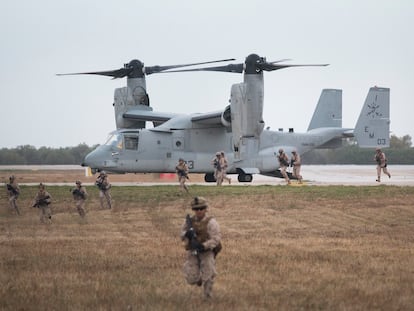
59,54,390,182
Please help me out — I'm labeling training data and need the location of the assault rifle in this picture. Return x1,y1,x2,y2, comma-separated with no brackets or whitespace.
32,195,51,208
6,184,19,196
185,214,204,255
177,169,189,179
95,180,106,191
71,188,86,199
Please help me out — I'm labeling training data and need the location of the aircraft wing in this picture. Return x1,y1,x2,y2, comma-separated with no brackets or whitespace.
191,110,224,125
123,110,181,123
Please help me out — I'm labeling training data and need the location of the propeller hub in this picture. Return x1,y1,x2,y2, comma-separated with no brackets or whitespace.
245,54,264,74
125,59,145,78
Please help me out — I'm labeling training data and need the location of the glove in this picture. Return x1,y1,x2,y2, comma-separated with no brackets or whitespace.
184,228,195,240
191,240,205,253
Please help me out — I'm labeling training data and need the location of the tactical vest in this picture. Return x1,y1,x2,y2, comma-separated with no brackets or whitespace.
191,215,212,243
191,215,223,257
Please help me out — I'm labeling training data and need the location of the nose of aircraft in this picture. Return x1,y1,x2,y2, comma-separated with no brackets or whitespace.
82,148,104,168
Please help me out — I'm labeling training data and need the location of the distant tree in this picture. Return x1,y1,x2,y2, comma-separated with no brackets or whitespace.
390,134,412,149
0,144,98,165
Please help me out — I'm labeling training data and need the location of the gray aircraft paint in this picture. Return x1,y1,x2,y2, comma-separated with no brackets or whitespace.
61,54,390,182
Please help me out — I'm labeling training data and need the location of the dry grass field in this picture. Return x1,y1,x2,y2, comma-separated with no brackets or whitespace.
1,179,414,310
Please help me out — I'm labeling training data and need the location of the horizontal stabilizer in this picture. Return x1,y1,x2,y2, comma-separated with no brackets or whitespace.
308,89,342,131
354,87,390,148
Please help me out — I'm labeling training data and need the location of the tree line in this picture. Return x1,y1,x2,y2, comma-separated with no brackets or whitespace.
0,135,412,165
0,144,97,165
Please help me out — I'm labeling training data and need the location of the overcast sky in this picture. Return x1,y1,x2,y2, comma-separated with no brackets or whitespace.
1,0,412,148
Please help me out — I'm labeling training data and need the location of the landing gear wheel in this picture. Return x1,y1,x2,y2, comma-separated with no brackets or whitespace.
237,174,253,182
204,173,216,183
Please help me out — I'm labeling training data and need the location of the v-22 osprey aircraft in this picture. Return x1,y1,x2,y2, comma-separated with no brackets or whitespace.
59,54,390,182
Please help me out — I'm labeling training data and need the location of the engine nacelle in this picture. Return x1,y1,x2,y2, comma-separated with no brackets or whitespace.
220,105,232,127
114,85,152,129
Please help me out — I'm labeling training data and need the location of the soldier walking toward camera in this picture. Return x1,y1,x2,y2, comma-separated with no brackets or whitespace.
176,158,189,193
71,180,88,218
374,147,391,182
211,152,223,186
6,175,20,215
291,150,303,184
96,171,112,209
277,148,291,185
220,151,231,184
181,197,222,299
32,183,52,223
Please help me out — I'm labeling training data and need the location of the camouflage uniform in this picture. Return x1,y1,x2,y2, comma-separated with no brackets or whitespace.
181,197,222,299
211,152,223,186
175,159,189,193
220,151,231,184
96,172,112,209
277,149,291,184
72,181,88,217
6,175,20,215
374,148,391,182
291,151,303,183
33,183,52,223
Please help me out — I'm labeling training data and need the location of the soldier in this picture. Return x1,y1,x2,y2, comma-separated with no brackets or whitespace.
374,147,391,182
277,148,291,185
95,171,112,209
181,197,222,299
6,175,20,215
175,158,189,193
32,183,52,223
71,180,88,218
220,151,231,184
291,150,303,184
211,152,223,186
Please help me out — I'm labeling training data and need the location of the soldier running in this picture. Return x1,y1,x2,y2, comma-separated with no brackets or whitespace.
220,151,231,184
181,197,222,299
277,148,291,185
291,150,303,184
32,183,52,223
374,147,391,182
71,180,88,218
175,158,189,193
211,152,223,186
6,175,20,215
95,171,112,209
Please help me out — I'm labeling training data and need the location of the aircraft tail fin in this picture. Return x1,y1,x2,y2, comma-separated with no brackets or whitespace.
354,87,390,148
307,89,342,131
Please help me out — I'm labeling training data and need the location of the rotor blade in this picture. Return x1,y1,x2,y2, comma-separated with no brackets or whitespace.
145,58,236,75
257,63,329,71
268,59,292,64
56,68,132,78
163,63,244,74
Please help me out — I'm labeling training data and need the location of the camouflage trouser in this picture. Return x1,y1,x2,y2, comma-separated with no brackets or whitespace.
292,165,303,182
376,165,391,181
178,176,189,192
183,250,216,298
39,205,52,223
9,196,20,215
280,165,290,183
99,190,112,209
214,170,223,186
75,199,86,217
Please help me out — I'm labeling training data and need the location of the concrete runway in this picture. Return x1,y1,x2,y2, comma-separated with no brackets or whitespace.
1,165,413,186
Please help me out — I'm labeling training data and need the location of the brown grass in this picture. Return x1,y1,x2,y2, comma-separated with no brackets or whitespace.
1,184,414,310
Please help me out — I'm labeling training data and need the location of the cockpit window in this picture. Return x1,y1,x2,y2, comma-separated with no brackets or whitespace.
104,134,123,149
125,135,138,150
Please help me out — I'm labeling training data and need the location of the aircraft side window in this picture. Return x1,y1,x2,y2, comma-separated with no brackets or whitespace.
125,135,139,150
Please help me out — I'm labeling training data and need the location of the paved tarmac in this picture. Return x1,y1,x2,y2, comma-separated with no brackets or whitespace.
1,165,413,186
